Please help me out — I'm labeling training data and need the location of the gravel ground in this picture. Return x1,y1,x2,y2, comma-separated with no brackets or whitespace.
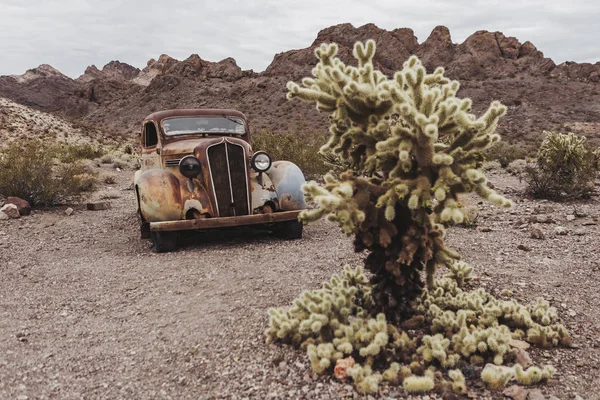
0,165,598,400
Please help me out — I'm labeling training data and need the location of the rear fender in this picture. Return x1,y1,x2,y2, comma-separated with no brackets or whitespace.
265,161,307,211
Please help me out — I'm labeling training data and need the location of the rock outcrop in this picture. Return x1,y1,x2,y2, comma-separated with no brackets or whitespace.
0,23,598,145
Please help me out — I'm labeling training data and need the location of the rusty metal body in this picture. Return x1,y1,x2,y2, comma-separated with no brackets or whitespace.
133,109,306,234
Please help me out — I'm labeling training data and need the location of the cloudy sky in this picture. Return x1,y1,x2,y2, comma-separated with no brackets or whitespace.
1,0,598,77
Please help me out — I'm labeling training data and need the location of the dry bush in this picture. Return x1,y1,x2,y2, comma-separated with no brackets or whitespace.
0,140,98,206
252,130,329,179
100,154,114,164
484,141,535,168
525,131,597,199
54,142,105,163
103,174,117,184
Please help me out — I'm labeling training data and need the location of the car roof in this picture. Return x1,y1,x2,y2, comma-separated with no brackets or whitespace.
144,109,247,123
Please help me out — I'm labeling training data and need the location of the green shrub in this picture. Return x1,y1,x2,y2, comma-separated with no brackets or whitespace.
484,141,534,168
251,130,330,179
0,140,98,206
100,154,114,164
525,131,596,199
54,142,105,163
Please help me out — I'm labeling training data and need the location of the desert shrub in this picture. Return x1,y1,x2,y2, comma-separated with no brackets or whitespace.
505,159,530,176
525,131,596,199
54,142,105,163
112,160,126,170
103,174,117,184
0,140,98,206
267,40,568,395
484,141,532,168
252,130,329,179
100,154,114,164
123,143,135,155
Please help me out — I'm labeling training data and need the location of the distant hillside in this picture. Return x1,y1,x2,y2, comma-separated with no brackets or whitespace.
1,24,599,146
0,97,112,146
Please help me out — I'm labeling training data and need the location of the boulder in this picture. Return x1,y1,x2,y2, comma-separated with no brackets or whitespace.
0,203,20,219
0,211,8,220
6,196,31,216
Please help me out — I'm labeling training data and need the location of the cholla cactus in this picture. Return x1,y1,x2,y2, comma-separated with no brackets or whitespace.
267,39,569,396
288,40,510,320
526,131,597,198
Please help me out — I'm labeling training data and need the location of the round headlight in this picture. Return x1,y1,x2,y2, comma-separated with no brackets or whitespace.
251,151,272,172
179,155,201,178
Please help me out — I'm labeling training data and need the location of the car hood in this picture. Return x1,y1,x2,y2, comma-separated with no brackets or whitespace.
161,137,250,157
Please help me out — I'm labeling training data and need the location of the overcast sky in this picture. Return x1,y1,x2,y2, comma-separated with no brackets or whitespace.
1,0,598,77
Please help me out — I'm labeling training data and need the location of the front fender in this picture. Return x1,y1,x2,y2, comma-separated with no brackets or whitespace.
265,161,307,211
135,169,213,222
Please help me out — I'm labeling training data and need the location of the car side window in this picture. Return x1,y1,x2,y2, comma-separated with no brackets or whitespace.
144,122,158,147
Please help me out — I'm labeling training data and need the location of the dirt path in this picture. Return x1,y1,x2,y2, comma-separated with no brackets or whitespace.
0,166,598,399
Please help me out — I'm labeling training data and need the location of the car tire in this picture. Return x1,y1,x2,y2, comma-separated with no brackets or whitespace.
151,231,178,253
276,220,303,240
139,215,151,239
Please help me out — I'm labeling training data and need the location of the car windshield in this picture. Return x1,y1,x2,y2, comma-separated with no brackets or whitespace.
162,116,246,135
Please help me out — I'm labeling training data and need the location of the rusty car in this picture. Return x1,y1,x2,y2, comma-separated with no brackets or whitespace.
134,109,306,252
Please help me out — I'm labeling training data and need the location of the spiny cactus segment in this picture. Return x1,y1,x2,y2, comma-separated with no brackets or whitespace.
289,40,510,320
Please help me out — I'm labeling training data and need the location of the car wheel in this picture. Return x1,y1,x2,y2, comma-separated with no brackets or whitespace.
151,231,178,253
139,214,151,239
276,220,303,240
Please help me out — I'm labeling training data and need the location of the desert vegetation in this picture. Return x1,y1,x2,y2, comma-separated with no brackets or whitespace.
524,131,598,199
0,140,100,205
252,129,330,179
266,40,571,395
0,139,137,206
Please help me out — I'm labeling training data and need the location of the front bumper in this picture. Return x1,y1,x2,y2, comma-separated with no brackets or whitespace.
149,210,301,232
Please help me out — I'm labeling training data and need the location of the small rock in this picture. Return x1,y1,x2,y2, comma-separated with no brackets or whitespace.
479,226,492,232
7,196,31,216
65,207,74,216
530,226,545,239
0,211,8,221
581,220,597,226
0,204,20,219
86,202,111,211
527,389,545,400
573,229,586,236
116,167,122,172
555,226,568,235
509,339,531,350
503,385,529,400
514,348,533,368
517,244,531,252
535,214,554,224
566,214,576,221
568,310,577,317
547,396,561,400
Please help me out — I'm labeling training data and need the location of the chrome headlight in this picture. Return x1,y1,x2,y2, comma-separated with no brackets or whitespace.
179,155,201,178
251,151,272,172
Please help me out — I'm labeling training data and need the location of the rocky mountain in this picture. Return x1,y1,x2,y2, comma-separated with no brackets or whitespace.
0,97,106,145
1,23,599,146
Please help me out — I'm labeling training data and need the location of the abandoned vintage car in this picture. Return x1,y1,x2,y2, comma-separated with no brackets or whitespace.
134,109,307,252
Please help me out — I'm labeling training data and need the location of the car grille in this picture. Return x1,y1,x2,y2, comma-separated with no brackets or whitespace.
207,141,250,217
165,159,181,167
